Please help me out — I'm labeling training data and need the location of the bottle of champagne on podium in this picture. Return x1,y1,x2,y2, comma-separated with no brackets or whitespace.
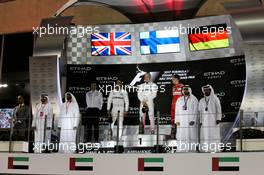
139,116,144,134
170,124,176,139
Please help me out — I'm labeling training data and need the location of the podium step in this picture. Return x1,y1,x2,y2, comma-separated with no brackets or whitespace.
100,141,116,148
121,134,167,147
100,135,167,148
0,141,28,152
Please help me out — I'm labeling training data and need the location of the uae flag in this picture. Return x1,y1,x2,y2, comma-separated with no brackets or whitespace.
69,157,93,171
8,157,29,170
138,158,164,171
188,24,230,51
212,157,239,171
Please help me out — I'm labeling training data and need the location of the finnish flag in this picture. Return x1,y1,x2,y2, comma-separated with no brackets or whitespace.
140,30,180,54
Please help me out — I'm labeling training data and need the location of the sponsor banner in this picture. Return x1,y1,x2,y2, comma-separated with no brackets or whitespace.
67,56,246,124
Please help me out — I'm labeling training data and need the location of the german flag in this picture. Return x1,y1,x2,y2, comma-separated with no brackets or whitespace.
8,157,29,170
188,24,230,51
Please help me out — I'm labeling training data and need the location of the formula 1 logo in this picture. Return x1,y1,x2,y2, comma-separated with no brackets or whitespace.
129,66,159,86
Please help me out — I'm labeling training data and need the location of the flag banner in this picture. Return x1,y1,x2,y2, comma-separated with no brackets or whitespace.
91,32,132,56
212,157,239,171
140,30,180,54
69,157,93,171
8,157,29,170
188,24,230,51
138,158,164,171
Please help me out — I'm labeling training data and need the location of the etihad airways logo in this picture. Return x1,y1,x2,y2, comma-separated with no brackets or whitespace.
96,77,118,81
68,87,90,93
230,80,246,87
230,57,245,66
230,102,241,109
203,71,226,79
70,66,92,73
215,92,226,98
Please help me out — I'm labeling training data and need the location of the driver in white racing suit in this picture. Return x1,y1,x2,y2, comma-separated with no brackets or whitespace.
107,79,129,140
137,72,158,134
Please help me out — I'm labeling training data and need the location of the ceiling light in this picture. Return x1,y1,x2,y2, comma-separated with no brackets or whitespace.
0,84,8,88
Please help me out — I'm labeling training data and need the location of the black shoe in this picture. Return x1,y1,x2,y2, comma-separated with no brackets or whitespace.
170,128,176,139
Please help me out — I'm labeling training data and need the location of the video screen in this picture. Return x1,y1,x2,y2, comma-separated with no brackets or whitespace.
0,108,13,129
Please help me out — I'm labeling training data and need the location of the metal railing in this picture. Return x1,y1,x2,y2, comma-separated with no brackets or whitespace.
0,110,263,153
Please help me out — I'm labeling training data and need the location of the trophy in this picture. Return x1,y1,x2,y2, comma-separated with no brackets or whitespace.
139,118,144,134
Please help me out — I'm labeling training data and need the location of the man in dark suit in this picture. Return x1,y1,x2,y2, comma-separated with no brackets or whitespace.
13,95,30,141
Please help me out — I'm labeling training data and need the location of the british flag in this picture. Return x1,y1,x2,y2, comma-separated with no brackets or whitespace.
91,32,132,56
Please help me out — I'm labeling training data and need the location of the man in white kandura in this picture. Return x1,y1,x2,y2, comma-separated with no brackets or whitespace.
199,85,222,152
137,73,158,134
32,94,53,153
58,92,80,154
107,79,129,140
175,85,198,152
